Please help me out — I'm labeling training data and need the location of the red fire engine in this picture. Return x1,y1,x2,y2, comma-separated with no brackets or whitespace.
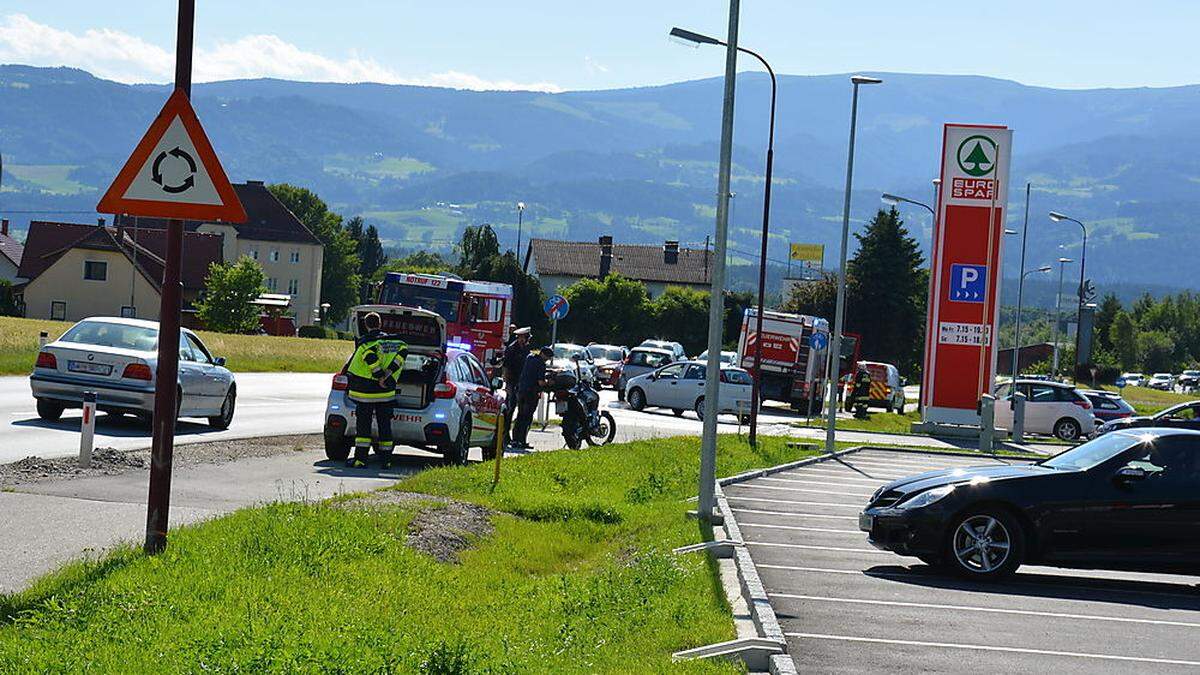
375,272,513,365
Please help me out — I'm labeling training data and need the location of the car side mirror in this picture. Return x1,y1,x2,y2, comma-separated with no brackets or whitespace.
213,357,226,367
1114,466,1147,483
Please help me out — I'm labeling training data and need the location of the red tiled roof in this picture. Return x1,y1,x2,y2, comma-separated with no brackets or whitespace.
526,238,711,286
114,181,321,245
18,221,221,291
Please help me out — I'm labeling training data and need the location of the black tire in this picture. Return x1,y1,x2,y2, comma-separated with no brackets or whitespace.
585,411,617,447
324,432,352,461
35,399,64,421
694,397,705,422
445,414,471,465
671,408,684,417
628,387,647,411
944,508,1024,580
564,429,583,450
208,386,236,429
1053,417,1082,442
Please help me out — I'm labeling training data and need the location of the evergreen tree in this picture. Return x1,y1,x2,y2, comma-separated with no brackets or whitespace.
1094,293,1121,353
845,207,926,374
268,184,361,323
346,216,388,293
1111,310,1138,369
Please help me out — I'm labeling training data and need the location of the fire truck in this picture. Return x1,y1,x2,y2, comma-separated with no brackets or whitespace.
372,272,513,366
736,308,861,414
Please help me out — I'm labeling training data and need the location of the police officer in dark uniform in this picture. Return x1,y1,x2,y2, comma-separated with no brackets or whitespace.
501,327,532,443
512,346,553,449
345,312,407,468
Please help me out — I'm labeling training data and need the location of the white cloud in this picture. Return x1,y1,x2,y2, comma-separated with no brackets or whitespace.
584,56,609,75
0,14,562,92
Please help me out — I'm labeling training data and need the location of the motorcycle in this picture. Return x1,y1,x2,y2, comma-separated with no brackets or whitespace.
550,355,617,450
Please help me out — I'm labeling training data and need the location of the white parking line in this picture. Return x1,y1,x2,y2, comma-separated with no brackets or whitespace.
733,483,873,498
738,522,861,535
773,593,1200,629
787,467,906,481
758,564,862,575
722,495,862,509
785,633,1200,668
746,541,885,554
760,474,889,487
731,508,857,520
832,459,957,471
757,477,881,491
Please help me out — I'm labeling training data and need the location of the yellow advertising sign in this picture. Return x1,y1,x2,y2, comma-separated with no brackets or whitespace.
790,243,824,263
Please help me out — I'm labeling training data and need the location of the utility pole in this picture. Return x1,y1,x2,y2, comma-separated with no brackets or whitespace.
144,0,194,554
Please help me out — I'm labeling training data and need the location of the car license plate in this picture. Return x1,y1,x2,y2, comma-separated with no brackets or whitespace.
68,360,112,376
858,513,873,532
555,401,568,414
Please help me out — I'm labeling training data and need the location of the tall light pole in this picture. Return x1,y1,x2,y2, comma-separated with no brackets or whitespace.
668,4,740,522
825,75,881,454
1013,265,1052,376
1010,183,1032,382
670,27,776,447
1049,211,1088,381
881,192,934,219
1052,256,1074,377
515,201,526,259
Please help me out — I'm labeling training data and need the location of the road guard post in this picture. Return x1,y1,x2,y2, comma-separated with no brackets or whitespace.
78,391,96,468
1011,391,1027,444
96,0,245,554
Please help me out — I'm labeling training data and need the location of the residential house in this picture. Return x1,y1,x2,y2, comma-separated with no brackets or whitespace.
0,219,22,282
117,180,324,326
17,219,221,323
524,236,712,298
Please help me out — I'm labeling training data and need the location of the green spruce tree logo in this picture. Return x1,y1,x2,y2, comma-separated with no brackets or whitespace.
957,135,997,177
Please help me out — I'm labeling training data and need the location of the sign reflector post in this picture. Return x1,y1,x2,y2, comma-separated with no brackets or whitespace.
78,391,96,468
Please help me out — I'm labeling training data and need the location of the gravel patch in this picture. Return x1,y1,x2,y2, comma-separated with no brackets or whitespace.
337,491,495,563
0,434,320,488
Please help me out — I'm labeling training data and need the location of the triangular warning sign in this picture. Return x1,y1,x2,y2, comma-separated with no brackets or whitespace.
97,88,246,223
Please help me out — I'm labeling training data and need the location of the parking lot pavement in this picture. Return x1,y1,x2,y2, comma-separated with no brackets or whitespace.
724,449,1200,672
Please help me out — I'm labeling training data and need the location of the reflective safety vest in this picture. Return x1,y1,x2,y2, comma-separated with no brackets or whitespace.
346,331,407,402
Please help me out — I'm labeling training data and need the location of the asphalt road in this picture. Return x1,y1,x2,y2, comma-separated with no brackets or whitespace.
725,449,1200,672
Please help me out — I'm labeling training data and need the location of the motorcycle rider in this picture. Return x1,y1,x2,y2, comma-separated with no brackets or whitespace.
345,312,407,468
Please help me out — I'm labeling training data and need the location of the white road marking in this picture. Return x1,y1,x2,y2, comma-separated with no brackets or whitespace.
731,508,857,520
738,521,861,535
787,467,906,481
722,495,862,509
774,593,1200,629
758,564,863,575
732,483,872,498
757,477,879,492
760,474,889,487
785,633,1200,668
746,541,885,554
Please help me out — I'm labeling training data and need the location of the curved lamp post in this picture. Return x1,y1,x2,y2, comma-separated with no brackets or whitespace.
1049,211,1088,380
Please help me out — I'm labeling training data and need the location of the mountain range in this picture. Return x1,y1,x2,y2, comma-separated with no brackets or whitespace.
1,64,1198,293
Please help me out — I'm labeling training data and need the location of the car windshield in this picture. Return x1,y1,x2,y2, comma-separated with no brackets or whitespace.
1041,432,1147,471
553,345,586,360
60,321,158,351
379,280,462,323
629,350,670,368
722,369,753,385
588,346,623,360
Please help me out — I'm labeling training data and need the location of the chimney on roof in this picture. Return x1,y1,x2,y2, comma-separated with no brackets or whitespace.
0,219,7,236
599,235,613,278
246,180,264,186
664,240,679,265
97,217,106,227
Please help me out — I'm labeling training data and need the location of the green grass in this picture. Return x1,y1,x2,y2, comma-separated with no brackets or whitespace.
3,164,90,195
0,435,820,672
795,410,923,435
0,316,347,375
324,154,435,181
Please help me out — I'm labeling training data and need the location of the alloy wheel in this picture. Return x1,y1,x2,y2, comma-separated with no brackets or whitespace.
952,515,1011,574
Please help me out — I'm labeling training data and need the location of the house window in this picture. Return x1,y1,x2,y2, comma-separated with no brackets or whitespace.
83,260,107,281
269,249,280,262
250,249,259,260
266,277,278,291
51,301,66,321
120,306,137,318
289,250,300,263
287,279,299,295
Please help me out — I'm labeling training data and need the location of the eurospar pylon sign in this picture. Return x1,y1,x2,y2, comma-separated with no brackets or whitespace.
921,124,1013,425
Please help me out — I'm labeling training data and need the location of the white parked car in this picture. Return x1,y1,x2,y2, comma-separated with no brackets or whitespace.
323,306,502,464
1121,372,1146,388
638,339,687,362
1147,373,1175,391
624,360,753,422
697,350,738,366
993,379,1095,441
29,317,236,428
550,343,598,384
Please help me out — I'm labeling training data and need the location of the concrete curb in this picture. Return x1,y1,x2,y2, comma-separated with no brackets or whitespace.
709,446,866,672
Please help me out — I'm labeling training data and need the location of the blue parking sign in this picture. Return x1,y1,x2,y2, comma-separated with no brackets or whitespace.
949,264,987,303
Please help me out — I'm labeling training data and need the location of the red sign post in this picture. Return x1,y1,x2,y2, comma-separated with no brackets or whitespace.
921,124,1013,426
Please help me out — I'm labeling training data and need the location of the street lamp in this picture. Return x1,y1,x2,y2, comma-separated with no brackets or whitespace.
1010,182,1032,383
515,202,526,260
881,192,934,218
1051,257,1074,377
826,74,882,454
1049,211,1088,380
1011,265,1052,377
672,26,777,447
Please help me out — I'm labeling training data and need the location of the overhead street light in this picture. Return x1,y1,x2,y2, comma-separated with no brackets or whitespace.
1052,256,1075,377
671,25,777,447
880,192,934,218
1049,211,1088,380
515,202,526,260
826,74,882,455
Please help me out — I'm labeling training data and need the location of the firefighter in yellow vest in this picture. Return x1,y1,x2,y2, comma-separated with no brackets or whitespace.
346,312,407,468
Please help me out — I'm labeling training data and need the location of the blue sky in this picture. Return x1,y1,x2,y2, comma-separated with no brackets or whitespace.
0,1,1192,91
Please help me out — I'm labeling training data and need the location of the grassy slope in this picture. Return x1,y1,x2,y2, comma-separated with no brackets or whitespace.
1096,384,1194,415
0,435,819,672
0,316,346,375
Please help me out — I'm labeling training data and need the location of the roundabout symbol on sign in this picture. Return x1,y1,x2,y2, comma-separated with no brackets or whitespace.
151,146,197,194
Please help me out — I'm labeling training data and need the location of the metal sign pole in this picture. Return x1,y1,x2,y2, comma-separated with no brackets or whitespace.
144,0,193,555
